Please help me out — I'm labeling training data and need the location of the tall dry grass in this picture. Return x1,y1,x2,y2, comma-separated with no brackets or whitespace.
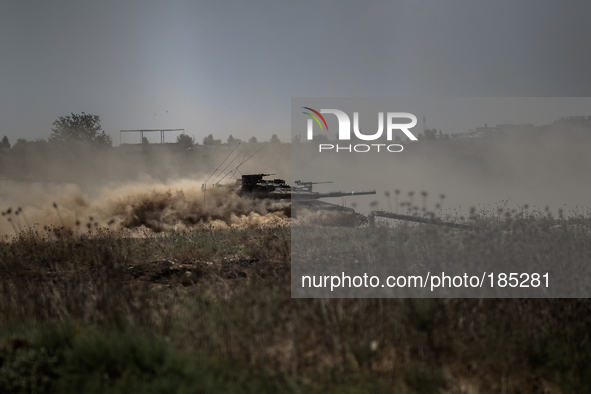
0,215,590,393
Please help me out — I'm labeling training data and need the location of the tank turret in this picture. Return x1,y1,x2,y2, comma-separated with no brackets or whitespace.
237,174,376,202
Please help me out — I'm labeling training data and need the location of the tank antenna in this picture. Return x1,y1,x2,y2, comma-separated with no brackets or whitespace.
204,142,241,184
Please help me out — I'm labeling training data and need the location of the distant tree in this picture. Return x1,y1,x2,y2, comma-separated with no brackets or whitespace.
270,134,281,144
202,134,222,146
248,136,258,144
1,136,10,149
49,112,112,147
292,135,300,144
424,128,437,140
177,133,196,149
142,136,149,145
12,138,47,152
12,138,28,150
227,135,241,145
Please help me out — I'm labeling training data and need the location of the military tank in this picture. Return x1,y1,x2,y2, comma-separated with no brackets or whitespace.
236,173,376,220
237,174,374,199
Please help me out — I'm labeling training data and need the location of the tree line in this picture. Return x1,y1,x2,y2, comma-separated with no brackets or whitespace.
1,113,283,151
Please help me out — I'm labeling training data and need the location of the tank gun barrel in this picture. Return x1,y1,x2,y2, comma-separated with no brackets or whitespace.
291,190,376,200
318,190,376,198
294,180,333,186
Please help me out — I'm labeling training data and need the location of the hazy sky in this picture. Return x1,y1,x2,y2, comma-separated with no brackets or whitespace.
2,0,591,145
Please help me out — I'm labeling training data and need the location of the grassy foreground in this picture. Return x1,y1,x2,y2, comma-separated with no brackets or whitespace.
0,219,590,393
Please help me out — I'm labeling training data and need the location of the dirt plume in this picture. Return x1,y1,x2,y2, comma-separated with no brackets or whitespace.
0,178,291,239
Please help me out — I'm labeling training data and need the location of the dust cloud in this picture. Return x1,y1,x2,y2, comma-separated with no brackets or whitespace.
0,142,292,239
3,116,591,238
0,178,291,239
292,122,591,217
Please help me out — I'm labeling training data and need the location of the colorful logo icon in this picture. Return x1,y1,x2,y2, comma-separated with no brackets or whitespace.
302,107,328,132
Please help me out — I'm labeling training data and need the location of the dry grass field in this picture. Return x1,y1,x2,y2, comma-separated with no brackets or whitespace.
1,212,591,393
